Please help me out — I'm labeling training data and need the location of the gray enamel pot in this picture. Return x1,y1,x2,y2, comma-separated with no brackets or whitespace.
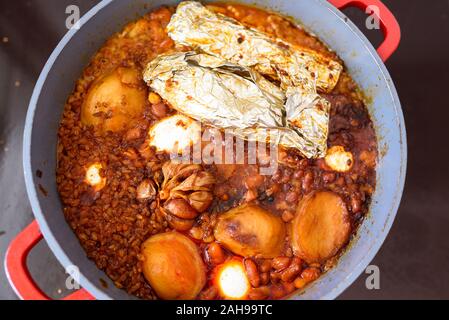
18,0,406,300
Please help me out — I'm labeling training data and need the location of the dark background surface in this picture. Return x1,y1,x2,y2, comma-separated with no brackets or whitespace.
0,0,448,300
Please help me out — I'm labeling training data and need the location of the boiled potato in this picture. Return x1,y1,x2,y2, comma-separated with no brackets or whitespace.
214,204,285,258
290,191,351,264
141,232,206,300
81,67,147,132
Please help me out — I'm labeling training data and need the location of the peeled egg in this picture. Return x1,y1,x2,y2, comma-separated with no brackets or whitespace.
85,163,106,190
324,146,353,172
216,260,250,299
148,114,201,153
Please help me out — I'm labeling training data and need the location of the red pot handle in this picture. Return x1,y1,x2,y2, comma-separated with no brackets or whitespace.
5,220,95,300
328,0,401,61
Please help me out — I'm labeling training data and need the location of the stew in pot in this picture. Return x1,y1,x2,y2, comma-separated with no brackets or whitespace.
56,2,377,300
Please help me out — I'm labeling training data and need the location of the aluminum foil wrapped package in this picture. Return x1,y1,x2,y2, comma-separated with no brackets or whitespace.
167,1,343,93
284,89,330,155
159,1,345,157
144,51,326,158
145,51,285,128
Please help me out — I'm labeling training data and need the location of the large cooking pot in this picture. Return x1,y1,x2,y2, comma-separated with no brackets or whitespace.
6,0,406,300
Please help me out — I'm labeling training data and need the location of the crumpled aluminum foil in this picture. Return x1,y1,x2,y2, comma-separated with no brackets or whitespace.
167,1,343,93
145,1,344,158
144,52,323,157
145,52,285,128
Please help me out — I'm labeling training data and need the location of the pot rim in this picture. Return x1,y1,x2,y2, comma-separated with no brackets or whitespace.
22,0,407,300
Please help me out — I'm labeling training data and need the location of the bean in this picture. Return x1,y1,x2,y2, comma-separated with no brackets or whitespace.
206,243,225,265
281,210,295,223
254,254,264,260
271,284,286,299
285,191,298,203
272,256,291,271
301,267,321,282
265,183,280,196
294,267,321,289
203,234,215,243
206,4,229,14
259,259,272,273
293,277,308,289
245,174,264,189
336,176,345,186
138,143,155,160
282,183,291,192
124,148,138,160
283,281,296,294
272,169,283,182
342,132,353,145
293,170,304,179
350,195,362,213
360,150,376,168
280,257,302,282
151,102,168,118
248,286,270,300
280,169,292,183
270,271,281,283
199,286,218,300
124,127,141,140
293,257,303,265
302,171,314,192
299,159,309,169
345,175,354,184
189,226,203,240
148,92,162,104
322,172,336,183
244,258,261,288
260,272,270,285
